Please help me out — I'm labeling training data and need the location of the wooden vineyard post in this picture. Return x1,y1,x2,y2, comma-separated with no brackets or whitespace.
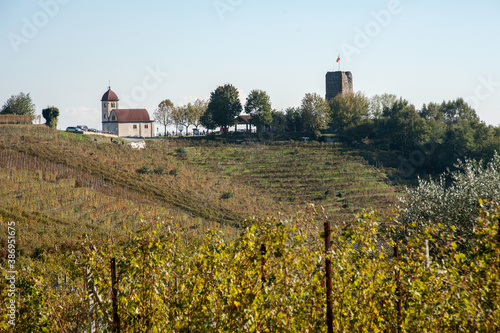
260,244,267,284
324,222,333,333
498,212,500,246
86,266,96,333
111,258,120,333
394,244,402,333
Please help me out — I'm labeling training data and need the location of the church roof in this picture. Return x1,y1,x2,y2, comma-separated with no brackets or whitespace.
101,88,119,101
111,109,151,123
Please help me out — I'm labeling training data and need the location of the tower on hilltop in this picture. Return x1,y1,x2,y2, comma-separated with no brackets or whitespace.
325,71,353,101
101,86,119,124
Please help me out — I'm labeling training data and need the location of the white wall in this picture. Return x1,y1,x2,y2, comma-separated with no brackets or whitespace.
117,122,154,137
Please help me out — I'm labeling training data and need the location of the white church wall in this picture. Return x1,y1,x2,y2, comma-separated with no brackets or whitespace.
118,123,142,137
116,123,154,137
142,123,154,137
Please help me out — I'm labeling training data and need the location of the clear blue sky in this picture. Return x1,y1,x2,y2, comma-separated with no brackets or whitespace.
1,0,499,130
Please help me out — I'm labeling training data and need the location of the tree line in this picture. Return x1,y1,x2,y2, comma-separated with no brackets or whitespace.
4,85,499,177
154,83,332,135
329,92,500,175
157,83,500,175
153,84,246,135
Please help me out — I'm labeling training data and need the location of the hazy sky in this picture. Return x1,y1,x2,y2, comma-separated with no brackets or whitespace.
1,0,499,130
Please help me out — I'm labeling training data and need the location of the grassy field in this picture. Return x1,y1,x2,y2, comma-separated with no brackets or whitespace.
0,125,400,260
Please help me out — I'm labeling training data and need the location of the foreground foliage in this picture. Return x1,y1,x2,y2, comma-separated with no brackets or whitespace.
401,152,500,242
2,201,499,332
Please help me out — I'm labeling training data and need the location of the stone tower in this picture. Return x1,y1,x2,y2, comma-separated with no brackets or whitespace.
101,87,119,131
325,71,353,101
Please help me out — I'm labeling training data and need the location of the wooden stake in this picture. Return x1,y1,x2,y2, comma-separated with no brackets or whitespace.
394,244,402,333
111,258,120,332
260,244,267,284
324,222,333,333
86,266,96,333
425,239,431,269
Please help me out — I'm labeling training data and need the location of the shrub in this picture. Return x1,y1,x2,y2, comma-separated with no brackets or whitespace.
221,191,234,199
137,165,152,174
175,147,188,159
175,147,187,154
31,247,45,260
153,166,167,175
400,151,500,242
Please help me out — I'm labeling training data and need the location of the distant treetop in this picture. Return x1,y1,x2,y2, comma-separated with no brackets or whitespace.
1,92,36,116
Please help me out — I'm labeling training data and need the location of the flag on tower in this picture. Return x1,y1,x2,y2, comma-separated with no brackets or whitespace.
336,54,340,63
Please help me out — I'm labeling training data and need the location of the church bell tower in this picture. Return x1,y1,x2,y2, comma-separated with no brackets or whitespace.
101,86,119,131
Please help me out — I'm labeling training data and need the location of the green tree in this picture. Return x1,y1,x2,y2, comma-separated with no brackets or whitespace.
244,89,273,133
172,105,187,135
270,109,287,133
434,120,477,170
41,106,59,128
191,99,208,132
299,93,330,133
200,107,217,132
419,102,447,145
1,92,36,115
329,92,370,132
153,99,175,135
420,98,483,172
419,102,444,121
369,93,398,119
441,98,481,161
178,100,209,134
206,84,242,131
440,98,478,124
285,107,302,132
473,122,499,161
377,99,429,154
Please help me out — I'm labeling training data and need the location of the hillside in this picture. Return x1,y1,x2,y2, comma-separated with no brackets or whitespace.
0,125,399,258
179,140,399,216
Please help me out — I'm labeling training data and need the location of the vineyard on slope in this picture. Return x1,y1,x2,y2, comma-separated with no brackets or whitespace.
0,125,399,259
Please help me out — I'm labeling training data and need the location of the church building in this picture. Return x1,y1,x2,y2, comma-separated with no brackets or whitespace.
101,87,154,138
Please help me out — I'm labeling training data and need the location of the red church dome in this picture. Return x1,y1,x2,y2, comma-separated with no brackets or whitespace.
101,88,119,101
